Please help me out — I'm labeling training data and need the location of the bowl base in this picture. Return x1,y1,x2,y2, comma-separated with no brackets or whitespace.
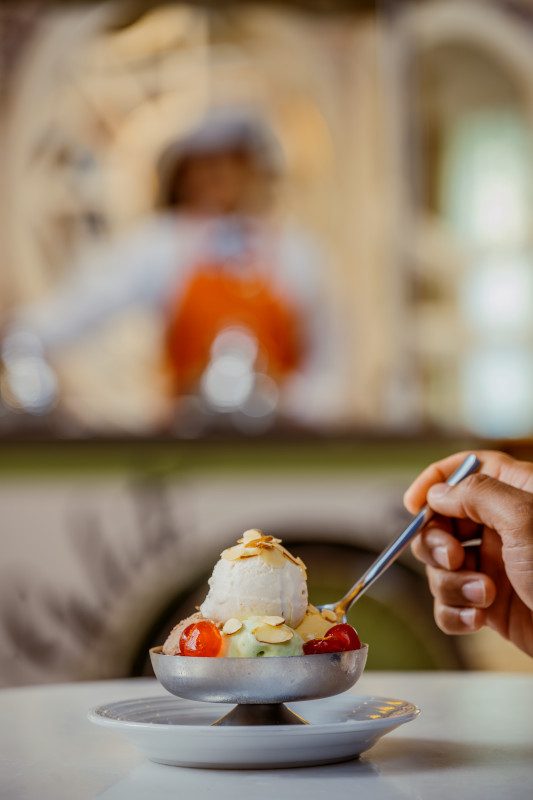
212,702,308,726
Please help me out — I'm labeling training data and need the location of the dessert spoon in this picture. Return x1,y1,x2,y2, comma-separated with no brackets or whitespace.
317,453,481,622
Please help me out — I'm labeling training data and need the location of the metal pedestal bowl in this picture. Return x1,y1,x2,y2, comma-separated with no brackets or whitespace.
150,644,368,726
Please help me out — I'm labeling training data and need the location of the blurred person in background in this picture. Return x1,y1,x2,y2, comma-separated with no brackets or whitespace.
405,450,533,657
1,109,333,434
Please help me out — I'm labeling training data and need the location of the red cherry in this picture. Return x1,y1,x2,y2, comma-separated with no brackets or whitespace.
303,637,341,655
302,623,361,655
326,623,361,651
179,620,224,657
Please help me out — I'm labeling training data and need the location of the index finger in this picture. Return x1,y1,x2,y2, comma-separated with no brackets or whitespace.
403,450,523,514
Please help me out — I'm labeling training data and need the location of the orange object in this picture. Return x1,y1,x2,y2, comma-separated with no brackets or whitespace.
165,265,303,394
179,620,225,657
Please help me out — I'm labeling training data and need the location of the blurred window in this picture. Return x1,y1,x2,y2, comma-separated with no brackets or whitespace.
443,111,533,436
409,2,533,438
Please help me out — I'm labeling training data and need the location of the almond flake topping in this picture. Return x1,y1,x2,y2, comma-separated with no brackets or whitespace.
259,547,286,568
321,609,338,622
239,547,262,558
241,529,264,544
222,532,306,569
222,618,243,635
307,604,319,615
221,545,246,561
262,616,285,627
254,624,294,644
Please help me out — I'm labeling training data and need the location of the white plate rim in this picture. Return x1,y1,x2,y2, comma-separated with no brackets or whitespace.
88,694,420,734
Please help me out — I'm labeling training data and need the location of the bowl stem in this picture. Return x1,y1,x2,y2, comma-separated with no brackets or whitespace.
212,703,308,726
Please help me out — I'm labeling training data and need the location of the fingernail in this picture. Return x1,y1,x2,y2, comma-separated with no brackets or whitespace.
462,581,486,605
428,483,450,500
433,546,451,569
459,608,477,629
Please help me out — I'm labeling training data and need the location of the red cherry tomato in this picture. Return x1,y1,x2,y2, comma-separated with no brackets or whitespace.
303,623,361,655
179,620,224,657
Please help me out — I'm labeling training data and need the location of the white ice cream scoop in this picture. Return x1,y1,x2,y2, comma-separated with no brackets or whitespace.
200,552,308,629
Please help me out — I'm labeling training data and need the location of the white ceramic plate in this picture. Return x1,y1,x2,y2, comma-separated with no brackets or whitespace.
89,693,419,769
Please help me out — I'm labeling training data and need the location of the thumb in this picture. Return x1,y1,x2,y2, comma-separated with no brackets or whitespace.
427,473,533,542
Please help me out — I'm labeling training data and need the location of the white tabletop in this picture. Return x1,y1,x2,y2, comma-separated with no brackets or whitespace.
1,672,532,800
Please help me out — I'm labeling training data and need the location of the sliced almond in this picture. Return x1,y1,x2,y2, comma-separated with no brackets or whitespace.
321,609,338,622
222,618,243,635
221,545,246,561
254,624,294,644
307,604,319,615
262,615,285,627
239,547,261,558
259,547,286,568
280,547,302,567
242,529,264,543
295,557,307,572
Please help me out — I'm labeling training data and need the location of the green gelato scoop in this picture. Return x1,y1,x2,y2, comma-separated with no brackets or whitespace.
225,617,304,657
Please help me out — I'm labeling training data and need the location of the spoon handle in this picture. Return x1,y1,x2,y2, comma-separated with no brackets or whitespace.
335,453,481,617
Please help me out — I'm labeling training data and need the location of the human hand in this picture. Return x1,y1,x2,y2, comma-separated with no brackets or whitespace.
404,451,533,656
